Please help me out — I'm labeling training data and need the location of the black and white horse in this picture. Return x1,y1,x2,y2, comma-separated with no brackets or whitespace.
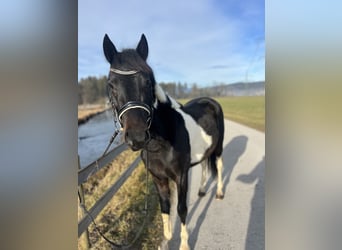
103,34,225,250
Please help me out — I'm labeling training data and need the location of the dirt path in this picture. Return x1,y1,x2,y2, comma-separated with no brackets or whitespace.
168,119,265,250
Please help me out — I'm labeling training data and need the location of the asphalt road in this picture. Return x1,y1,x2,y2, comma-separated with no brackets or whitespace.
168,119,265,250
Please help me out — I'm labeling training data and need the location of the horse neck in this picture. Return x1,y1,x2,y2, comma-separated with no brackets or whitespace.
149,84,182,138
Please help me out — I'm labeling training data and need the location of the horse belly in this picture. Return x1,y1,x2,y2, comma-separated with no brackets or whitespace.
177,109,212,163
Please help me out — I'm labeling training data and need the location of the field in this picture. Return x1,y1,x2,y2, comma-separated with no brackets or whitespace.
215,96,265,132
179,96,265,132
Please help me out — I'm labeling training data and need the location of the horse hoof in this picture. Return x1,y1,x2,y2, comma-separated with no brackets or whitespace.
198,191,206,197
216,194,224,200
180,244,190,250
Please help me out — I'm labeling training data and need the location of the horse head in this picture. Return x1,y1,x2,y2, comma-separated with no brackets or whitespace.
103,34,156,151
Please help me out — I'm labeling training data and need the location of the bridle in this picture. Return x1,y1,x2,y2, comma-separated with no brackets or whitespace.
117,101,153,128
107,68,154,130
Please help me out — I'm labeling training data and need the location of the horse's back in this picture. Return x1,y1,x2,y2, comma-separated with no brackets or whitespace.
183,97,224,127
184,97,222,113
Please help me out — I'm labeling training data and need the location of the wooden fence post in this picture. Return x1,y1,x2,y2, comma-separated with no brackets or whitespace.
78,155,90,249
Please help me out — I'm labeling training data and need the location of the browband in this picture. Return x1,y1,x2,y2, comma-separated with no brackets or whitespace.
110,68,139,75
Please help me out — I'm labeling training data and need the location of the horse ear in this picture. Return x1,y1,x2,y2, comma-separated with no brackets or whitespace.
103,34,117,64
136,34,148,61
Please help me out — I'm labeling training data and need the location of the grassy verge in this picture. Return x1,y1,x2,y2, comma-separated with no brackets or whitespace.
78,104,108,121
78,150,163,250
178,96,265,132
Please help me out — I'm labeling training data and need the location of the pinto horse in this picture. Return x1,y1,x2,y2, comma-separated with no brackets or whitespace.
103,34,225,250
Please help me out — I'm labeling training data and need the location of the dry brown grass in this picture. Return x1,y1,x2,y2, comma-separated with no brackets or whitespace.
78,150,163,250
78,104,107,120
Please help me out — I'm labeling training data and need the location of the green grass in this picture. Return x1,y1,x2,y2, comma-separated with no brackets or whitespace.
179,96,265,132
216,96,265,132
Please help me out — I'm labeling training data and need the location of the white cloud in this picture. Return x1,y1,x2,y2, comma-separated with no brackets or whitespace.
78,0,264,86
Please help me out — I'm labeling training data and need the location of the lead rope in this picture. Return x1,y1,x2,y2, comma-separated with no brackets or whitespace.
78,152,150,249
101,129,119,157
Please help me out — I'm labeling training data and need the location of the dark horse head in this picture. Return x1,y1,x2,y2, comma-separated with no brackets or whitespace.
103,34,156,151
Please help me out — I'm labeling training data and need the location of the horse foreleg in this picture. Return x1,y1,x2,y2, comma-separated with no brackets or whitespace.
177,172,190,250
157,179,177,250
154,177,172,241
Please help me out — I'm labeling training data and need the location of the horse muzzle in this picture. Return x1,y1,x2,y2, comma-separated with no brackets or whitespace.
124,129,150,151
116,101,153,150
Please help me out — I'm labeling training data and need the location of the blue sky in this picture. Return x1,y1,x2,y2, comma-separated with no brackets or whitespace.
78,0,264,86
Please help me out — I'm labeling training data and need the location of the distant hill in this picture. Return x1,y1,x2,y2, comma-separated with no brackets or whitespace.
204,81,265,96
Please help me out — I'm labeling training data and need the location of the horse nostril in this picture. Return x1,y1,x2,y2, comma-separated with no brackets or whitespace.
125,129,147,147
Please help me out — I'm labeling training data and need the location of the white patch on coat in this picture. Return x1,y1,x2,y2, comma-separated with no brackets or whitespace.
176,108,212,163
154,84,181,108
180,223,189,250
168,96,181,109
153,98,158,108
155,84,167,103
161,213,172,240
154,84,212,162
216,156,224,196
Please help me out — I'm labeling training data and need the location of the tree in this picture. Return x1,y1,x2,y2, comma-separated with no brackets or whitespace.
78,76,108,104
190,83,199,98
